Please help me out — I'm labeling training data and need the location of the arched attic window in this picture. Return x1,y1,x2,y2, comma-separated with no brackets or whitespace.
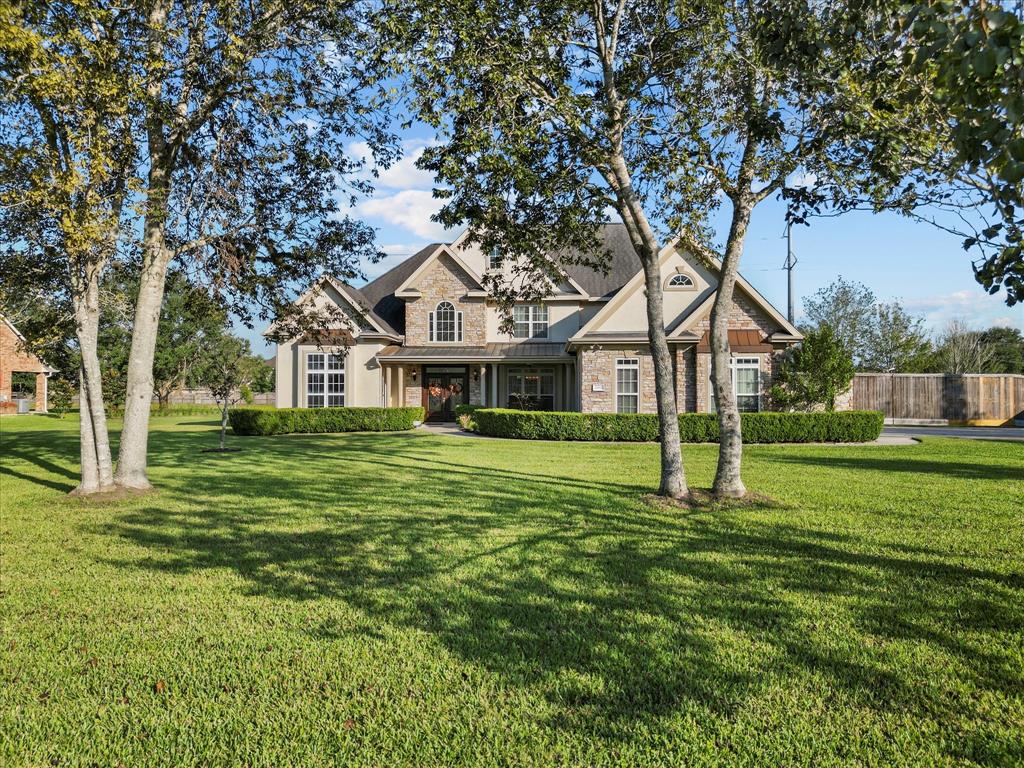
665,272,696,290
429,301,463,342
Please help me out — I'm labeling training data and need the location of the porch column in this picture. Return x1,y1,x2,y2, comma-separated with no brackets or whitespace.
397,366,405,407
479,365,487,406
383,366,391,407
490,363,498,407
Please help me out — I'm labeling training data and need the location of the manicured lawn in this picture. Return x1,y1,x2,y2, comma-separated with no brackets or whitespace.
1,415,1022,767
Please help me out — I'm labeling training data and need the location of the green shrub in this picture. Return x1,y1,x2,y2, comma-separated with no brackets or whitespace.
473,409,884,443
229,406,425,436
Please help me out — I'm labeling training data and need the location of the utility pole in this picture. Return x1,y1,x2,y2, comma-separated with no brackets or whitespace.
784,222,797,324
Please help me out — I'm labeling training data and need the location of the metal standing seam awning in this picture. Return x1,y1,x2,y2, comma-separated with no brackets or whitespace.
695,329,773,353
376,342,573,364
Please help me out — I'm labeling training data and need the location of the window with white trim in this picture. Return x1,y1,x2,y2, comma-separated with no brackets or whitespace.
429,301,463,342
616,358,640,413
512,303,548,339
488,247,502,270
307,352,345,408
666,273,695,289
709,356,761,413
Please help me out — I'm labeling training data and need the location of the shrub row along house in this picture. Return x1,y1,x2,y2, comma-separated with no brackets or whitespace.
271,225,802,421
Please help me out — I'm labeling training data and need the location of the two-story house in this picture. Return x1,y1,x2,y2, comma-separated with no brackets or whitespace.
271,224,802,420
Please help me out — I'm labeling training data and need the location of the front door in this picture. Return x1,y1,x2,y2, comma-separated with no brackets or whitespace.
423,367,468,422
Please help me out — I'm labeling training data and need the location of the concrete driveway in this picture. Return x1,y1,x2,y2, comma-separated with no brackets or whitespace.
883,425,1024,442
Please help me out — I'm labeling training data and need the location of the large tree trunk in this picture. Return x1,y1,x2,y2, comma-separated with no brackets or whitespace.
115,0,172,490
710,199,754,498
114,229,172,489
71,270,115,495
608,157,687,498
74,365,100,495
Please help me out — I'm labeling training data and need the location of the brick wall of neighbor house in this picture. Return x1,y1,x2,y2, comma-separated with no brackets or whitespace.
1,321,48,410
579,347,658,413
404,254,487,346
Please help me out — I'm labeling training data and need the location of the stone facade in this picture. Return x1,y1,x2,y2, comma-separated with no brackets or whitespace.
579,347,659,413
404,254,487,347
1,319,48,411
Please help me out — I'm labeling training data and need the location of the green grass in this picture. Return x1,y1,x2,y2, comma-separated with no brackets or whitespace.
1,415,1022,767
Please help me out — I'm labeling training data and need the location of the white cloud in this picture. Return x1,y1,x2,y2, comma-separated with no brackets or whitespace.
356,189,452,241
786,170,818,189
359,244,426,281
901,290,1023,332
349,138,437,191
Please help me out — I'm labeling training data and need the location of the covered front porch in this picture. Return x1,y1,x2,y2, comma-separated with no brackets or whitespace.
378,343,578,421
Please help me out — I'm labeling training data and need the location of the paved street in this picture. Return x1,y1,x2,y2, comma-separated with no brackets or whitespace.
883,425,1024,442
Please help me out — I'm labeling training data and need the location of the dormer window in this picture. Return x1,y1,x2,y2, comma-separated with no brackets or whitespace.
488,247,502,270
666,272,695,289
429,301,463,342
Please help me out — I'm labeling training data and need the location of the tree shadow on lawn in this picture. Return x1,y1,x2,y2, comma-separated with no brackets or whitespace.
766,451,1024,483
76,432,1024,752
6,425,1021,753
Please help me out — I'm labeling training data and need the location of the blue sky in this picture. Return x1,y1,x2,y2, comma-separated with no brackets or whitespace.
243,130,1023,356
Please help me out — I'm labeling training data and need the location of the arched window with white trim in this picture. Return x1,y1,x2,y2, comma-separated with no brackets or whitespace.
429,301,463,342
665,272,695,290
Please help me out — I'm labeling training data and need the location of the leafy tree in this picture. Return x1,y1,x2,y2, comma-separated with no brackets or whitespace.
4,1,396,492
861,302,934,372
49,377,75,418
801,278,878,366
903,2,1024,305
769,326,855,411
248,358,276,395
387,0,938,498
792,3,1024,306
98,269,230,409
934,319,996,374
194,333,265,451
979,326,1024,373
1,1,138,493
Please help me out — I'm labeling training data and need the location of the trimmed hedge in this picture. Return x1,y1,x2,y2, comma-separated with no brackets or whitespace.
473,409,884,443
229,406,426,436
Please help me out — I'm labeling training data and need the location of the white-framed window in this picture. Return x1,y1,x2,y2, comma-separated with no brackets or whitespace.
508,367,555,410
429,301,463,342
615,358,640,413
307,352,345,408
666,273,695,289
488,247,502,270
708,356,761,413
512,303,549,339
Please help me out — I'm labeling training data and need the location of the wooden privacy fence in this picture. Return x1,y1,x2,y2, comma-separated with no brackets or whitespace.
850,373,1024,424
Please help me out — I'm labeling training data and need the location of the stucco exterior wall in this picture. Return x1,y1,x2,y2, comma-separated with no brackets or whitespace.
404,254,487,346
485,301,583,343
584,249,717,335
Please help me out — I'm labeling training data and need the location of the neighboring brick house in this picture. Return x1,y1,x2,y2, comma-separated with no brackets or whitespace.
1,314,55,412
271,225,802,421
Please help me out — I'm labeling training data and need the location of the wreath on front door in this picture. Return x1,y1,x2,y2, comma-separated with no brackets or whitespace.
428,384,445,398
449,381,463,396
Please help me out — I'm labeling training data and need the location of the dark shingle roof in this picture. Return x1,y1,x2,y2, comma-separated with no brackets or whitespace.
560,224,642,299
349,226,643,336
357,244,441,334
